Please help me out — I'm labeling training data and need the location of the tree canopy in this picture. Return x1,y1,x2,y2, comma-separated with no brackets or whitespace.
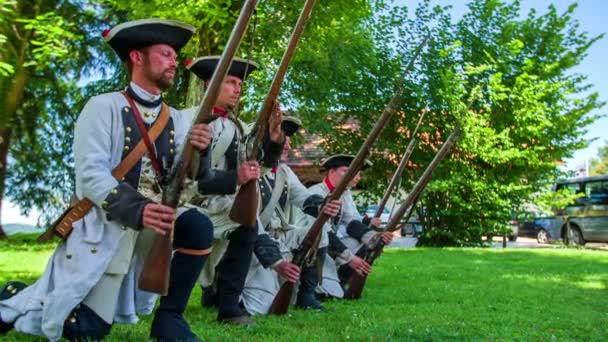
0,0,603,246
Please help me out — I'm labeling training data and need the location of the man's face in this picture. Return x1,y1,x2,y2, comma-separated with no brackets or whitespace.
139,44,178,90
328,166,348,186
280,136,291,162
215,75,242,110
348,171,361,188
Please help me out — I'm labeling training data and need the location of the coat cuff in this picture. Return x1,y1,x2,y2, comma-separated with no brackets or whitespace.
346,220,373,242
302,194,325,217
335,249,354,266
102,182,153,230
261,133,284,168
327,230,348,259
197,168,238,195
362,216,371,226
253,233,283,268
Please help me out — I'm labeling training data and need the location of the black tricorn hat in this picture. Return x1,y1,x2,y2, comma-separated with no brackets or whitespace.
185,56,258,81
320,154,373,171
281,116,302,137
103,18,195,61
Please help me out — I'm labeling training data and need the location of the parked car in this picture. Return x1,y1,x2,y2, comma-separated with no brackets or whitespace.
518,213,556,244
552,175,608,245
362,204,423,236
362,205,390,228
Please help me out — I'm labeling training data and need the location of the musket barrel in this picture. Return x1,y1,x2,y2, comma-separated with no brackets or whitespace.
230,0,318,226
384,126,461,233
138,0,260,295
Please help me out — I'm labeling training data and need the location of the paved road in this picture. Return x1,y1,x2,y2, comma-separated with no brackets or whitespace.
388,236,608,250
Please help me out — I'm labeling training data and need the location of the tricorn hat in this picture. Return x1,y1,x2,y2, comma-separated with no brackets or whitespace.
103,18,195,61
320,154,373,171
185,56,258,81
281,116,302,137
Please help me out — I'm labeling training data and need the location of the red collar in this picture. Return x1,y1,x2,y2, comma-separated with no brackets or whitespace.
213,106,228,118
324,177,335,192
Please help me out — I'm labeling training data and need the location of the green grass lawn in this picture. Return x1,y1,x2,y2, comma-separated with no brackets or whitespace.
1,234,607,341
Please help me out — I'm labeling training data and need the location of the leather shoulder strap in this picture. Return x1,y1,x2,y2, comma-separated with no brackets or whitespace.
38,99,171,242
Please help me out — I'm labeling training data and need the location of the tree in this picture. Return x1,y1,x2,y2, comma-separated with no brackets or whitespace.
0,0,112,237
589,141,608,175
2,0,383,233
296,0,603,246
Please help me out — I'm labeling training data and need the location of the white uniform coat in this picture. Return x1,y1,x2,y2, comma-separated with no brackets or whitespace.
241,164,314,315
0,88,189,341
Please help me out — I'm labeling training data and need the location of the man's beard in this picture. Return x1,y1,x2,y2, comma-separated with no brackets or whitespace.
143,58,174,91
152,70,174,91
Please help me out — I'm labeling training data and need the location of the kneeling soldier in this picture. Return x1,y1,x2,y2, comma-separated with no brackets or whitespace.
241,116,341,314
0,19,214,341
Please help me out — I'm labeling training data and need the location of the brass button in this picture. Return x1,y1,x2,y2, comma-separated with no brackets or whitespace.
124,145,129,151
102,201,108,209
123,108,129,113
66,254,72,259
126,126,132,133
111,189,118,195
90,247,97,254
125,136,131,142
69,317,76,324
7,285,13,291
169,139,174,144
170,148,174,154
169,130,175,136
121,225,128,231
10,289,17,295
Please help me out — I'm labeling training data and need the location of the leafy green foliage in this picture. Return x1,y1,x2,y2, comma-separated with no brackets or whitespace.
589,140,608,175
331,0,604,246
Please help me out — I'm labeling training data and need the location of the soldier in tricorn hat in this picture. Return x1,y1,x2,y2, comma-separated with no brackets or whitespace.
183,56,285,325
296,154,393,299
0,19,214,341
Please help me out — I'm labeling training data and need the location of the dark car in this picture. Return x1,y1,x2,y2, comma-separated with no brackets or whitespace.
518,216,554,244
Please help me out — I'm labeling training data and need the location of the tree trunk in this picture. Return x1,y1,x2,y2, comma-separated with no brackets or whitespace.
0,127,12,239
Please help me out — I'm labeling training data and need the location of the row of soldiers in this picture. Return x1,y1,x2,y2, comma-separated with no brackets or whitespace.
0,19,394,341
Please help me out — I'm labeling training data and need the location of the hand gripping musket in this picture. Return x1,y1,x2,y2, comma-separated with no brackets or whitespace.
267,100,396,316
229,0,318,227
343,125,462,299
267,34,431,314
372,112,426,221
138,0,260,295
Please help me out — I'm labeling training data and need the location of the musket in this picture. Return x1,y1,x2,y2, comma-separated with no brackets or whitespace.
229,0,318,227
267,89,397,315
373,112,425,219
343,125,462,299
268,34,431,314
138,0,260,295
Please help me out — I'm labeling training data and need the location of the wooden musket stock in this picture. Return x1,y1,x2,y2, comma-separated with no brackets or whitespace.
138,0,260,295
229,0,318,227
343,126,461,299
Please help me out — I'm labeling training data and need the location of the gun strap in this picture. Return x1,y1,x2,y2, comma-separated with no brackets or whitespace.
38,99,170,242
123,92,164,179
259,167,287,229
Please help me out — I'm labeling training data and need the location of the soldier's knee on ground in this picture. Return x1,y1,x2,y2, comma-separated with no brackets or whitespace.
174,209,214,250
62,304,111,342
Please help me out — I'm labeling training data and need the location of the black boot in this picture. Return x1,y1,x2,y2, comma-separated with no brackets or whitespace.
0,281,27,334
216,226,257,326
150,252,207,342
295,248,326,311
200,285,219,309
150,208,213,341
